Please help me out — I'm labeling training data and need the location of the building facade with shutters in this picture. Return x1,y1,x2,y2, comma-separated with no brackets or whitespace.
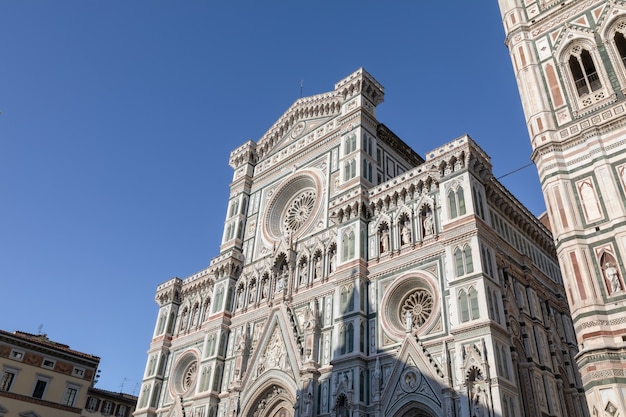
497,0,626,414
135,69,588,417
0,330,100,417
84,387,137,417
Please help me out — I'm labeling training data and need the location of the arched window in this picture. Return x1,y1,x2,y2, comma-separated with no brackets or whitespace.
341,285,354,312
454,245,474,277
568,46,601,97
346,323,354,353
348,285,355,311
342,230,355,261
469,287,479,319
464,245,474,273
448,186,466,219
359,321,366,353
459,290,470,322
345,133,357,154
615,30,626,68
449,190,458,218
473,186,484,219
459,286,480,323
344,159,356,181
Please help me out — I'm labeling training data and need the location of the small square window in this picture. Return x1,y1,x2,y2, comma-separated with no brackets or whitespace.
72,367,85,377
10,350,24,361
42,359,56,369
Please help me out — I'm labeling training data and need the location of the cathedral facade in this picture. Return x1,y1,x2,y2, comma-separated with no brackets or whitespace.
498,0,626,414
134,69,587,417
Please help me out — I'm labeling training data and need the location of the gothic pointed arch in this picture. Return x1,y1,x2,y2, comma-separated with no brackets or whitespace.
239,306,302,396
380,336,444,417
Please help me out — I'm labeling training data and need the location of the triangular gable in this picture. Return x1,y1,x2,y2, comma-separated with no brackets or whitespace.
550,27,563,46
571,15,590,29
240,305,301,403
592,3,608,25
381,336,444,416
263,116,335,160
255,92,342,163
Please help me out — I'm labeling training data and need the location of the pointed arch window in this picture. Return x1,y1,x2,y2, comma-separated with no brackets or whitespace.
459,286,479,323
340,323,354,354
473,186,485,219
344,159,356,181
342,230,355,261
568,46,602,97
341,285,354,312
345,133,357,154
454,245,474,277
615,29,626,68
448,186,466,219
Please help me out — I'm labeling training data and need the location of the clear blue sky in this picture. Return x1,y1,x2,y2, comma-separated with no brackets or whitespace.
0,1,543,394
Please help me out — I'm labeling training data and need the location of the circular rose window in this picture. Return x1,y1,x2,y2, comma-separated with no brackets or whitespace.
264,172,322,241
401,289,434,329
380,273,439,338
170,352,199,396
283,190,316,232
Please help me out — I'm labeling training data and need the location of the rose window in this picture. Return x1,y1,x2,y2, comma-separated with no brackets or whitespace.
263,172,323,241
401,289,433,328
183,361,198,390
283,190,316,233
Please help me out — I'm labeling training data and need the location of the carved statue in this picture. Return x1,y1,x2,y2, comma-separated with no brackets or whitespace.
237,289,245,309
605,263,622,294
401,221,411,245
423,212,434,236
314,257,322,279
380,228,390,253
405,310,413,332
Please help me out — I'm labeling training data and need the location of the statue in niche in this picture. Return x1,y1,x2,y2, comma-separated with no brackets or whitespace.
329,251,336,273
237,288,245,309
423,212,434,236
261,279,269,299
471,385,489,417
248,281,256,303
202,299,210,322
604,263,622,294
380,228,390,253
276,265,288,293
299,263,308,285
179,308,188,331
314,257,322,279
404,310,413,332
401,220,411,245
236,330,246,352
192,303,200,327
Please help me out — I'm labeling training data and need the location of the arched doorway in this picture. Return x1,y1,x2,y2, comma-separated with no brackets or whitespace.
243,384,294,417
393,401,437,417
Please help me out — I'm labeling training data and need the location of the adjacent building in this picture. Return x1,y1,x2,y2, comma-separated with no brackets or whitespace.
84,387,137,417
0,330,99,417
0,330,137,417
136,69,588,417
497,0,626,414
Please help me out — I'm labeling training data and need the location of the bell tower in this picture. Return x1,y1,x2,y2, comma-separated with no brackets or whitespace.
498,0,626,414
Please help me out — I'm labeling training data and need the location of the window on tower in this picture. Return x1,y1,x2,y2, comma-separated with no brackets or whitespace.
615,31,626,68
568,47,602,97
